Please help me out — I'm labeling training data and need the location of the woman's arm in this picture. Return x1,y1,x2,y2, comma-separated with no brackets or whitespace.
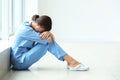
40,31,54,43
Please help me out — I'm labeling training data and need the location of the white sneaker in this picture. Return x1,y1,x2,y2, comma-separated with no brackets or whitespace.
67,63,89,71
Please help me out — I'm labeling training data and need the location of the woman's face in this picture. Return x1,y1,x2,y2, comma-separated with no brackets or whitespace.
32,22,45,33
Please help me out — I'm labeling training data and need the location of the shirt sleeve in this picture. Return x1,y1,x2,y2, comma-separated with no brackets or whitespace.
17,24,48,44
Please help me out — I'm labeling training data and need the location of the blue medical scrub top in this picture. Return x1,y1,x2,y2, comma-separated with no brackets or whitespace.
11,21,48,64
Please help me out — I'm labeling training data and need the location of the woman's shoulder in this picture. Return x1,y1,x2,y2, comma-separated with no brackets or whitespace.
23,21,30,26
15,21,32,33
21,21,33,29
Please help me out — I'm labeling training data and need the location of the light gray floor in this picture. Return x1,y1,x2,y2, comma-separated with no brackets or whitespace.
2,42,120,80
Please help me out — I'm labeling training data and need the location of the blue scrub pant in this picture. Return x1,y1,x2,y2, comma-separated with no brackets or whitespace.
13,41,67,70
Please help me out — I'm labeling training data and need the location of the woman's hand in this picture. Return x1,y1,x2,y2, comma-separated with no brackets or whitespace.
40,31,55,43
40,31,51,40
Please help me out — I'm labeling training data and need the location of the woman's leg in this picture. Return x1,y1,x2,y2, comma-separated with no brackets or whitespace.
62,54,80,67
47,41,67,61
14,43,48,69
47,41,80,67
14,40,88,70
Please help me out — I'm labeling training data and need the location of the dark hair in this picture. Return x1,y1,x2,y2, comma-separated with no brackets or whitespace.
32,14,52,31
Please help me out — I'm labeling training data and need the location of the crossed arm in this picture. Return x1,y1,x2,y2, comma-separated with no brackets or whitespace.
40,31,55,43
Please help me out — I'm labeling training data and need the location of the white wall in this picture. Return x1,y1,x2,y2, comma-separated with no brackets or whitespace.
38,0,120,42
